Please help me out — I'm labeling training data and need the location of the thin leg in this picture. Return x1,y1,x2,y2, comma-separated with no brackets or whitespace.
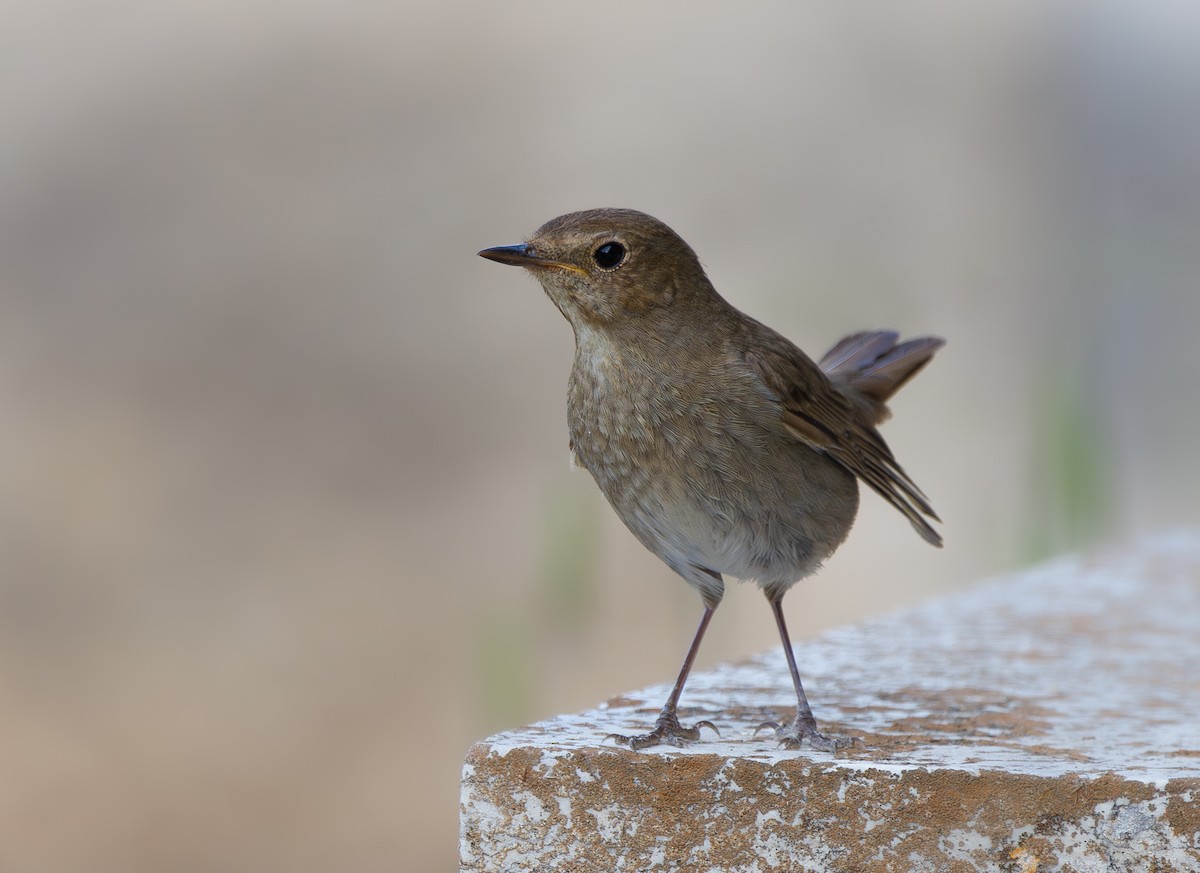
608,604,721,750
758,595,852,752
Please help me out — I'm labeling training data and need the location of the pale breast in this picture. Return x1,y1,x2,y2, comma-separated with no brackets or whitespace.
567,336,859,599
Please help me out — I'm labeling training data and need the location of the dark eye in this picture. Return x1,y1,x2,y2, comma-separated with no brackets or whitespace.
592,241,626,271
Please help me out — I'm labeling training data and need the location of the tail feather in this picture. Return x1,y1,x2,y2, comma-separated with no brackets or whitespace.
818,331,900,375
821,331,944,424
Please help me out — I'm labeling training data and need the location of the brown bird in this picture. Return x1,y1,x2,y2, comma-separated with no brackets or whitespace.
479,208,942,751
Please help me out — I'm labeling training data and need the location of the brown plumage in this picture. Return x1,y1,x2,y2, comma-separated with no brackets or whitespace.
480,208,943,752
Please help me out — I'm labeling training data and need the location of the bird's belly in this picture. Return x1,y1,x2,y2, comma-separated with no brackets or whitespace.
640,454,857,586
574,405,860,591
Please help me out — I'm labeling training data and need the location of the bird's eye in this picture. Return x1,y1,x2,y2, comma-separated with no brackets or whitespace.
592,241,626,271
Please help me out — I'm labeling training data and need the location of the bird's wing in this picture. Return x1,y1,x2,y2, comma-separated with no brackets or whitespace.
743,336,942,547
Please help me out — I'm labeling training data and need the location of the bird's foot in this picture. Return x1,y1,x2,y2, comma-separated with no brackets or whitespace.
607,709,720,751
756,713,854,753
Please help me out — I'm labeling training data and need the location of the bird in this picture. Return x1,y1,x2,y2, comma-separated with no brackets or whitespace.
479,208,943,751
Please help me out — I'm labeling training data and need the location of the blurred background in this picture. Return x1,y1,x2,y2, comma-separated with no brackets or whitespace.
2,0,1198,870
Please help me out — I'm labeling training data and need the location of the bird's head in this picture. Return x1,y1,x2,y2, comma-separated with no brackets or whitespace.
479,208,714,332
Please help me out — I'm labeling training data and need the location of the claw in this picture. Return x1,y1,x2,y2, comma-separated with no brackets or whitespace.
760,714,854,753
779,730,854,753
607,710,720,750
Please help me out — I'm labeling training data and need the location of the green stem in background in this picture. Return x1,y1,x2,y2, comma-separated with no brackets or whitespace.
1025,366,1115,561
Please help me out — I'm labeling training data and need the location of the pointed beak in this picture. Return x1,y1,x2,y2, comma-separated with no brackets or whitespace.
478,243,537,267
478,244,587,276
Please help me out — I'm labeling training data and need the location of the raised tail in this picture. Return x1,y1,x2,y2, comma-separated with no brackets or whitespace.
820,331,945,425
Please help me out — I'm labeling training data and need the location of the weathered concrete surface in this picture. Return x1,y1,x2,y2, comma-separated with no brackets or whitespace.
461,532,1200,872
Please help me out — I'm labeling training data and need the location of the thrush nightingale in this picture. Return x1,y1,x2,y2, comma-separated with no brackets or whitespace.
479,208,942,752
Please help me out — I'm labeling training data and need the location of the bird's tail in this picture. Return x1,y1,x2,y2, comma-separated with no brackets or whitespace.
820,331,944,425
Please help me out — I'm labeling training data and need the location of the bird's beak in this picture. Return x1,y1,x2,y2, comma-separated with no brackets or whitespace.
478,244,587,276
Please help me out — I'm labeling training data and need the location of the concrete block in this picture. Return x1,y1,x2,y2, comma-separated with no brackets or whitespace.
461,532,1200,871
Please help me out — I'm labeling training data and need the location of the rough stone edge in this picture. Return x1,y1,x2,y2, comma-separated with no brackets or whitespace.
461,742,1200,872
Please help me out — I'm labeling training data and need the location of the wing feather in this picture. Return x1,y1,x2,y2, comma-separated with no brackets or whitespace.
744,335,942,547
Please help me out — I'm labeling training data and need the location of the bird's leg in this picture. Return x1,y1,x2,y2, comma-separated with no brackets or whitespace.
607,604,720,750
757,595,853,752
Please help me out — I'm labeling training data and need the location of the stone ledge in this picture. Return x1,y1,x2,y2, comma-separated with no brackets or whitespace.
461,532,1200,872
